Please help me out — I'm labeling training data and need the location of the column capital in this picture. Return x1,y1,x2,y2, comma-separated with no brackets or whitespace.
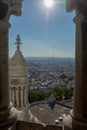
6,0,22,20
0,0,22,20
73,14,84,23
66,0,87,16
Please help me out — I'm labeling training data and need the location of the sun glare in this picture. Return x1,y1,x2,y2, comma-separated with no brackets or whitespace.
44,0,54,8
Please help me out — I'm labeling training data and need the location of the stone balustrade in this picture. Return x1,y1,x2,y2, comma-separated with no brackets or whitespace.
16,121,63,130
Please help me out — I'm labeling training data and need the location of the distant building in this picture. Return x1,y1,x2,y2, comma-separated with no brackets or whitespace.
9,34,28,110
9,35,39,123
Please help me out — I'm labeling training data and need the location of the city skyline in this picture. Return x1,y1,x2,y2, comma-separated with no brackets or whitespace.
9,0,75,58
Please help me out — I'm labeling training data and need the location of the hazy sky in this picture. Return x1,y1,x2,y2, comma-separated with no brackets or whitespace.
9,0,75,57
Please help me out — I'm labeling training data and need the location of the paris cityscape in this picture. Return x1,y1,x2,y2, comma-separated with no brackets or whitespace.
27,57,75,92
8,0,76,126
26,57,74,124
26,57,74,105
1,0,87,130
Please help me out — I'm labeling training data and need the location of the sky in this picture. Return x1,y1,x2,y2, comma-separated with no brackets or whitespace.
9,0,75,58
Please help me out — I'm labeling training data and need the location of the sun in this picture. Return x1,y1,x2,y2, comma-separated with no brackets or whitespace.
44,0,54,8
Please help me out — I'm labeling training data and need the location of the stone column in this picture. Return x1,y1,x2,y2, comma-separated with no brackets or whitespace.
21,88,23,108
12,88,15,106
0,20,10,110
0,20,18,130
16,88,19,109
23,86,25,107
0,0,22,129
64,1,87,130
26,77,29,105
26,85,28,105
24,87,26,105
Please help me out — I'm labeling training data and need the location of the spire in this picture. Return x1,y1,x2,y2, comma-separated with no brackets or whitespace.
15,34,22,50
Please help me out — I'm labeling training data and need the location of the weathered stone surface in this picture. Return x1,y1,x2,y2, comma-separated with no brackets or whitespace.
46,125,63,130
16,121,63,130
66,0,87,15
16,121,43,130
0,0,24,130
64,0,87,130
0,20,10,111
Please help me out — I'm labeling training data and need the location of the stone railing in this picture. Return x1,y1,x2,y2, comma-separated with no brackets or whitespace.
16,121,63,130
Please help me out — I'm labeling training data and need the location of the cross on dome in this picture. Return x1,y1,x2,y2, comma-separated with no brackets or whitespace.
15,34,22,50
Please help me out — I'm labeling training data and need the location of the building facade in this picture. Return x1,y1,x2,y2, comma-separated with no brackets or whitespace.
9,35,28,110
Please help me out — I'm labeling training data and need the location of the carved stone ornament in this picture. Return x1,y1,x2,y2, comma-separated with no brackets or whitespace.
0,0,22,20
0,2,8,19
66,0,87,16
66,0,74,12
6,0,22,20
11,79,20,85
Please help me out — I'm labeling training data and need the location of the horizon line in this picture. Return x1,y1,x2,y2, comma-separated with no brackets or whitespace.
9,56,75,58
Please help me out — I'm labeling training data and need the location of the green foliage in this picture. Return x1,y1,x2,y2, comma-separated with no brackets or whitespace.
28,90,46,103
55,87,73,99
28,87,73,103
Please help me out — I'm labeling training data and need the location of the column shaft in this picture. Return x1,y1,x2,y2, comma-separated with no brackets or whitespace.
16,88,19,109
0,20,10,111
74,15,87,121
21,88,23,108
24,87,26,105
12,88,14,106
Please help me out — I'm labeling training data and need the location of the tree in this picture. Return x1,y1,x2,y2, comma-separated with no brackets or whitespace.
28,87,73,103
28,90,46,103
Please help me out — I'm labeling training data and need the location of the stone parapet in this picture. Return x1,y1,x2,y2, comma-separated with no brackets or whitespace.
16,121,63,130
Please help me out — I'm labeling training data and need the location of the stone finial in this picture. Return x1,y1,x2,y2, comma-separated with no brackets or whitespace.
15,35,22,50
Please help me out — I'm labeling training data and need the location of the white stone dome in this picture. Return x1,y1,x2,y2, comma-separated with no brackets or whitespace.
9,35,28,77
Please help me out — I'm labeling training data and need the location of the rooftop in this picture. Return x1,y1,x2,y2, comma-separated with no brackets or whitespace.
29,102,71,126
